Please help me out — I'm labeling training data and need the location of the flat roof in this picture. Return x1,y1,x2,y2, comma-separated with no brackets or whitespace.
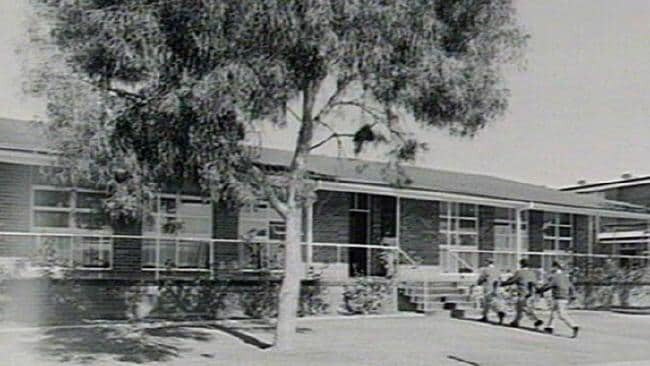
562,176,650,193
1,117,648,215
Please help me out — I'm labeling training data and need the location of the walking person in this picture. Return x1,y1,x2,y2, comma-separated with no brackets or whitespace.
477,258,506,324
500,258,544,329
537,261,580,338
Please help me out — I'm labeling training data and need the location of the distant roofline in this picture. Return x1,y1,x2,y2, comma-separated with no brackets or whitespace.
2,116,649,217
561,176,650,193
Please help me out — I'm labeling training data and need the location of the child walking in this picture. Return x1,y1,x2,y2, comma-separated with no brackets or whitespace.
538,261,580,338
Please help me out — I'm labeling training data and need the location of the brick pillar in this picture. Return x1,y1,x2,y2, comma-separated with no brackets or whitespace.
399,199,438,265
528,210,544,268
213,200,240,267
478,206,495,266
593,216,613,256
573,215,589,254
572,214,591,281
111,216,143,280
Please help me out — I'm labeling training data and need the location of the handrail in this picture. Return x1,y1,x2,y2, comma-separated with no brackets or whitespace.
448,250,477,272
395,247,419,267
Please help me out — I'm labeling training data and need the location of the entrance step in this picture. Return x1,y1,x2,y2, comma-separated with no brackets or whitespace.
398,280,477,315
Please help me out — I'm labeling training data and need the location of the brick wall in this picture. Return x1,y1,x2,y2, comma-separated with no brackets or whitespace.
478,206,495,265
0,162,31,231
0,163,32,257
110,216,144,279
313,191,349,243
399,199,438,265
312,191,350,263
213,200,240,267
573,214,589,254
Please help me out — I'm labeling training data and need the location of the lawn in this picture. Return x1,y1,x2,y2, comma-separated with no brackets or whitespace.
2,311,650,366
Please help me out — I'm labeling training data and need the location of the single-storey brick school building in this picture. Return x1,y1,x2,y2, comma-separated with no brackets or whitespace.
1,117,650,318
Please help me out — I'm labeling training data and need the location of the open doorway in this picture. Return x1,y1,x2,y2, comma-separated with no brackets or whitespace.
349,193,370,277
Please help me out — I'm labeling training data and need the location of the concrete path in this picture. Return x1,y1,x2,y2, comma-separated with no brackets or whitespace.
2,311,650,365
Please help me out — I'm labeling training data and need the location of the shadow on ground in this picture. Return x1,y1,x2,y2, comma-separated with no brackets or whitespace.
199,321,313,350
35,321,313,363
36,325,205,364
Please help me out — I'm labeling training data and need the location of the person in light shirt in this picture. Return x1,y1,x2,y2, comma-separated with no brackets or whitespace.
476,258,506,324
537,261,580,338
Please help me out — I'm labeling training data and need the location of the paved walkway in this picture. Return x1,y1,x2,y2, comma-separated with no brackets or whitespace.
2,311,650,365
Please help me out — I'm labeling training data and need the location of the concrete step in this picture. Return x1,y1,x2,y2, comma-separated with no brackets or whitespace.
408,293,471,304
401,287,467,296
400,281,460,288
416,302,446,313
443,301,480,311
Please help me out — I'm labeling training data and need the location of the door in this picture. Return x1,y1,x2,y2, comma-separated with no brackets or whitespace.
349,211,369,276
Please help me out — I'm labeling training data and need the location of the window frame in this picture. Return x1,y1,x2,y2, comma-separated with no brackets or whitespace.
439,202,479,247
542,212,573,252
493,208,529,251
238,199,287,243
30,185,113,270
142,193,213,271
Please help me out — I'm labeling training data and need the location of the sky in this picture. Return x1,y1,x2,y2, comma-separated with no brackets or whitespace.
0,0,648,188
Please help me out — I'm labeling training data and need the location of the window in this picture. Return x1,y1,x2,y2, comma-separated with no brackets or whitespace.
142,194,212,270
238,200,286,241
493,208,529,271
494,208,529,251
543,212,573,251
31,186,112,269
439,202,478,246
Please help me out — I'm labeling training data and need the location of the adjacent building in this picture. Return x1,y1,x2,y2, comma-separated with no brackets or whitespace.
563,176,650,267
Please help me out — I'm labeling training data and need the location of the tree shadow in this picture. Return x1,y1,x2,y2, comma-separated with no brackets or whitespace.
36,321,315,363
199,322,313,350
36,325,213,364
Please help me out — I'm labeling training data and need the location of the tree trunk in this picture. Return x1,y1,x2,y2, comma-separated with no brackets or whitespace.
273,80,318,350
274,206,303,351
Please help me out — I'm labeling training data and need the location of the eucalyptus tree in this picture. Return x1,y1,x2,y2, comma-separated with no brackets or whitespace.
30,0,526,350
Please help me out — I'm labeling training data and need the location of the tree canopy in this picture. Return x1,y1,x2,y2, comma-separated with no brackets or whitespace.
31,0,526,215
29,0,527,349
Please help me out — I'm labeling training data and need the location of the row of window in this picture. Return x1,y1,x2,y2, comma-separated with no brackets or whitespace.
30,186,285,269
30,186,578,269
439,204,573,252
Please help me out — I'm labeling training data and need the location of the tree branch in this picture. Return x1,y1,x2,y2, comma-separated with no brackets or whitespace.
313,76,354,122
309,132,355,151
286,106,302,123
250,165,289,217
332,100,384,120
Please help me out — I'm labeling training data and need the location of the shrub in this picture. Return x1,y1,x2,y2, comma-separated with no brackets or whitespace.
299,271,329,317
340,277,392,315
239,273,279,319
155,275,230,320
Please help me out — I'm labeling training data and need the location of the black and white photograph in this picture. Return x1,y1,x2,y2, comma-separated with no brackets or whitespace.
0,1,649,365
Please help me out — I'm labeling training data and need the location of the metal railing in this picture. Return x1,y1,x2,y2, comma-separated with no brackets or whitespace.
0,231,418,280
443,246,650,278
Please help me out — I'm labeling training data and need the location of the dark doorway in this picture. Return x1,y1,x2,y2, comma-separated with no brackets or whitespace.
349,210,369,277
